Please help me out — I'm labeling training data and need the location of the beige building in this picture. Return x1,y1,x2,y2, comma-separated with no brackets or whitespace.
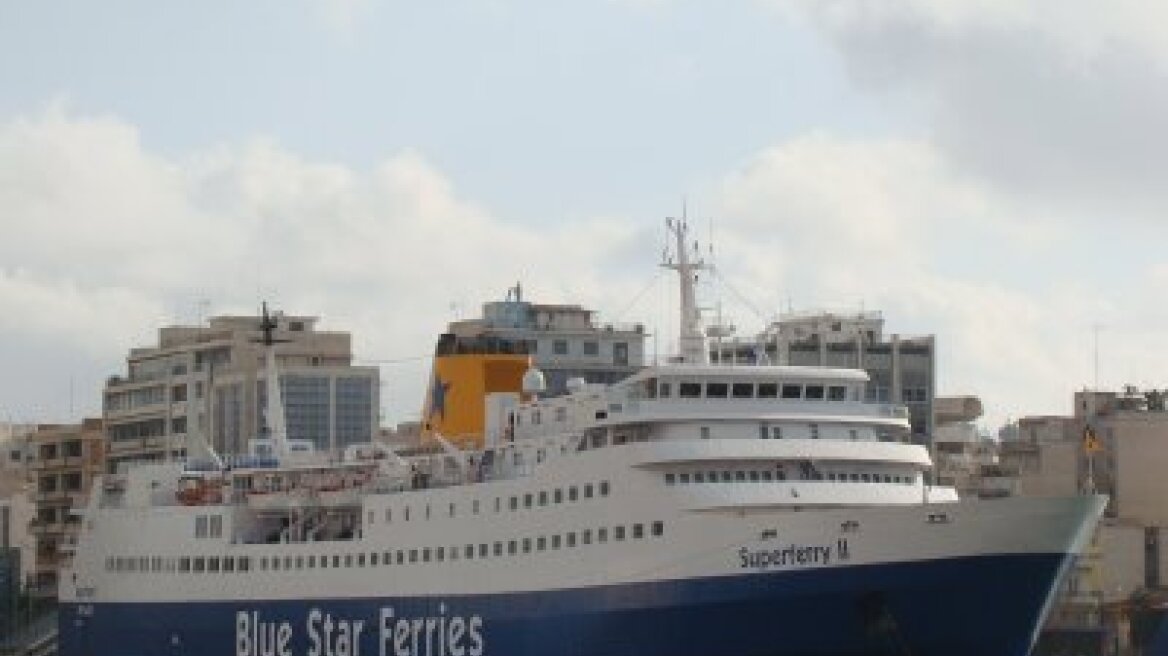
26,419,105,594
447,284,646,397
104,312,379,472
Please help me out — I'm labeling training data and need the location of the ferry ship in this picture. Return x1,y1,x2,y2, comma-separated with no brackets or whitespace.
59,219,1104,656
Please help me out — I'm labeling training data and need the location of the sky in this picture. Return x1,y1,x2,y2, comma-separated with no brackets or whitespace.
2,0,1168,431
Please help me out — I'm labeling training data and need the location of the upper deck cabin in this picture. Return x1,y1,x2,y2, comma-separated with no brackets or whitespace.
496,363,912,444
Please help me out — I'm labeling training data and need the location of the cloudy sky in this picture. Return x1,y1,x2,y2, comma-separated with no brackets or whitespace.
2,0,1166,431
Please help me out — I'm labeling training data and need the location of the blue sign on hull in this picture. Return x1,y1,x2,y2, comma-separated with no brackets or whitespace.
60,552,1068,656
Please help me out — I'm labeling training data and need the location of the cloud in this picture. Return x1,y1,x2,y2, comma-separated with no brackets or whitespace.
0,107,655,425
781,0,1168,217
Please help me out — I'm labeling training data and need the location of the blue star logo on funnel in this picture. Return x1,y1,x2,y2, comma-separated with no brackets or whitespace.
429,375,451,419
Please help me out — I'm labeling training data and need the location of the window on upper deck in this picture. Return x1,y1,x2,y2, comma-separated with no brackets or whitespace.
659,382,671,398
732,383,754,398
706,383,728,398
805,385,825,400
679,382,702,398
758,383,778,398
828,386,847,401
644,378,657,399
780,384,801,399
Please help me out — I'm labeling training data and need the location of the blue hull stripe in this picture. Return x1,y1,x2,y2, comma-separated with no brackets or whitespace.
60,552,1068,656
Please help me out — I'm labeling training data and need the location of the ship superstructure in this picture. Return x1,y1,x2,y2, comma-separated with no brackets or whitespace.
59,219,1104,656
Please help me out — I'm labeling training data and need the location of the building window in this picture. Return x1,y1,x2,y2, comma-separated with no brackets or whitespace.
706,383,728,398
758,383,778,398
781,384,801,399
659,383,671,398
553,340,568,355
679,383,702,398
583,341,599,356
805,385,825,400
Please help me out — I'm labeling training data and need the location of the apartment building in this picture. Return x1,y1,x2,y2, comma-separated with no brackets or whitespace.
103,311,379,472
26,419,105,595
446,284,646,397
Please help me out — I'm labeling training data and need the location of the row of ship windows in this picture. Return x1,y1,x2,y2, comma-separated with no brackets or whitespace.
379,480,611,524
664,470,916,485
106,522,666,575
655,381,852,402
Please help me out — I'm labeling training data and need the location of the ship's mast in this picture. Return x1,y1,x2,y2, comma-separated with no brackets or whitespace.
662,215,709,364
258,303,290,458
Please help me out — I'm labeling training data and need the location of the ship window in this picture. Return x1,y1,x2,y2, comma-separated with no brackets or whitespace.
397,551,405,564
479,544,488,558
537,537,546,551
652,521,664,537
465,545,474,560
205,558,220,573
369,552,377,566
706,382,728,398
308,555,316,568
383,551,392,564
849,429,858,441
449,546,458,561
700,426,710,439
583,529,592,545
449,503,455,517
665,473,675,485
333,555,341,568
404,507,410,521
773,426,783,439
436,547,445,563
598,528,608,543
552,535,561,550
722,471,732,482
239,557,250,572
694,471,705,483
759,424,769,439
320,555,328,569
567,532,577,548
584,484,594,498
524,494,533,508
473,500,480,514
679,473,690,484
409,550,418,563
508,540,517,555
385,509,392,523
758,383,779,398
829,386,847,401
600,481,610,496
494,542,503,556
805,385,825,400
735,471,746,482
569,486,578,501
358,553,366,567
614,526,626,541
509,496,518,510
539,491,548,506
180,557,191,572
780,384,801,399
708,470,717,481
426,505,431,519
633,524,644,539
554,489,563,503
286,556,294,570
523,538,532,554
850,473,859,482
423,549,430,563
749,471,760,482
884,475,892,483
195,516,207,538
194,558,206,573
210,515,222,537
810,424,820,439
862,474,871,482
659,383,671,398
152,557,162,572
679,382,702,398
762,470,773,482
732,383,754,399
